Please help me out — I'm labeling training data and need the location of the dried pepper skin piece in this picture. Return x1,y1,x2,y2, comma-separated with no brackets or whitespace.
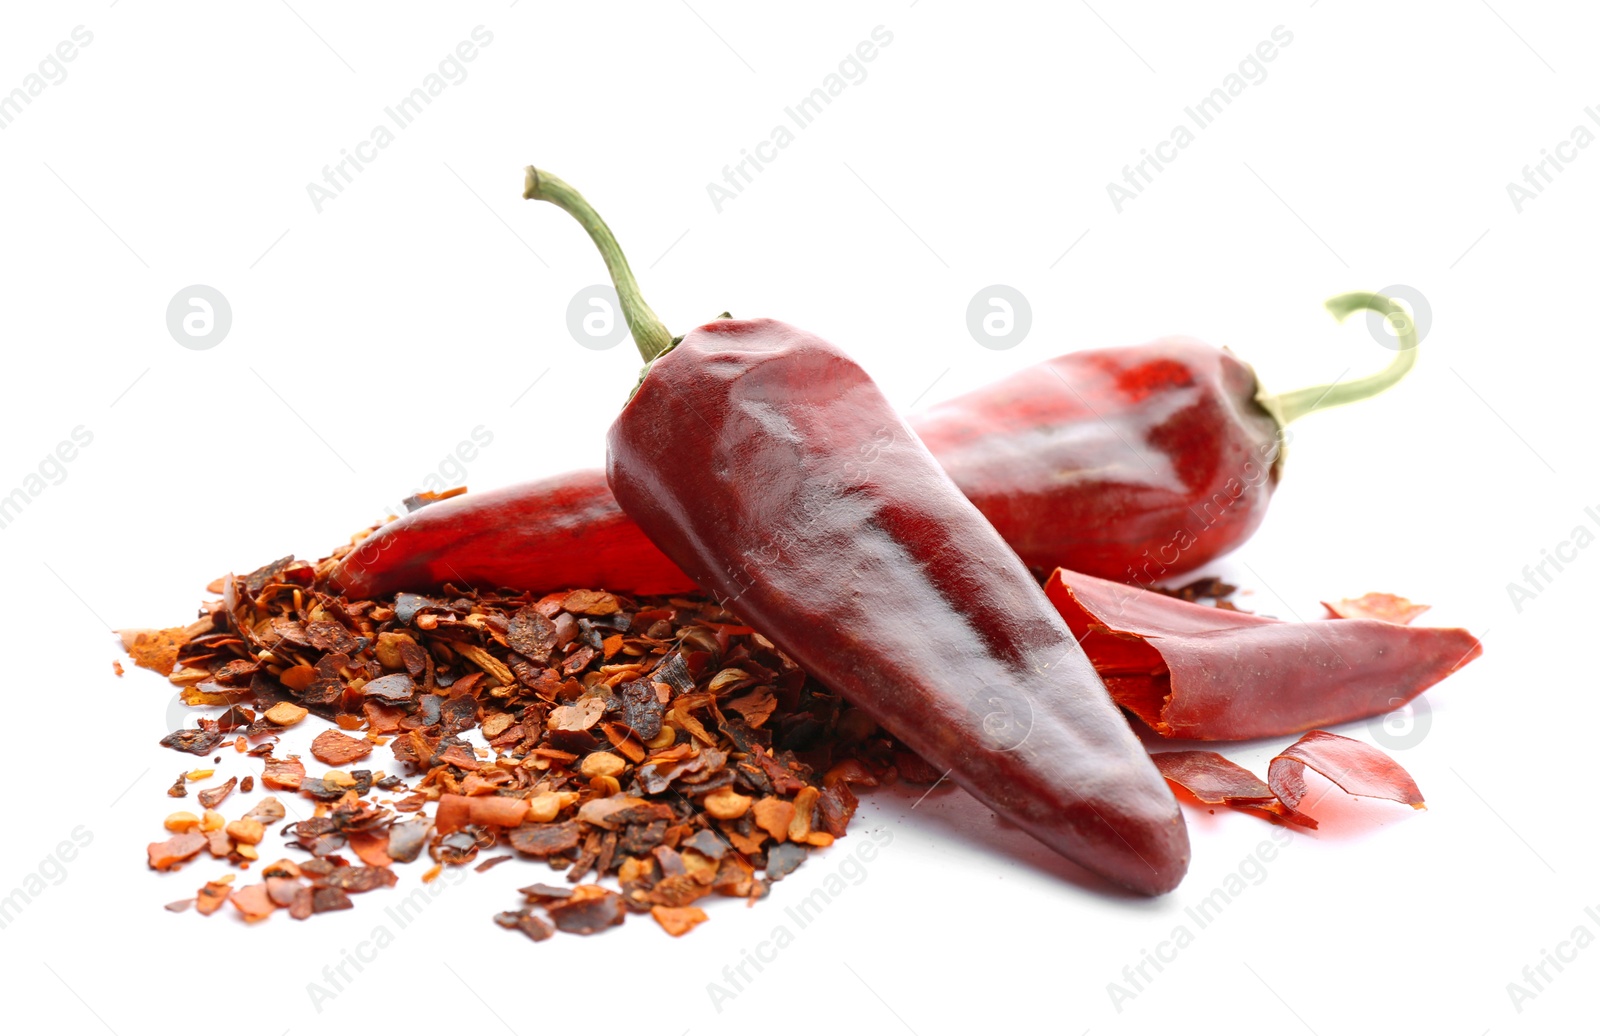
147,832,207,870
1151,751,1316,828
605,317,1188,896
160,729,224,755
547,887,626,935
1045,568,1483,741
1267,730,1425,812
1153,733,1423,828
1152,751,1276,804
1322,593,1429,625
328,293,1421,601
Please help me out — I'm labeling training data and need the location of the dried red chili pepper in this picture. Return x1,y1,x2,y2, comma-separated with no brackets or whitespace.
524,168,1189,895
1045,568,1482,740
327,298,1416,599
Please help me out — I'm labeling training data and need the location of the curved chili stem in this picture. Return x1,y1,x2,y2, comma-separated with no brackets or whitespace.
1259,290,1419,425
523,167,675,364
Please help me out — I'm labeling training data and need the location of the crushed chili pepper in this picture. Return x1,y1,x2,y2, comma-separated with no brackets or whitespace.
132,544,916,938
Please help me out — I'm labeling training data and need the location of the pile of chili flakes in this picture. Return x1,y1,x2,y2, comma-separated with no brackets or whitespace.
128,545,913,940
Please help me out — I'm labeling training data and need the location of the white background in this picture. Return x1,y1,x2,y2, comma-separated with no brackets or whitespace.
0,1,1592,1032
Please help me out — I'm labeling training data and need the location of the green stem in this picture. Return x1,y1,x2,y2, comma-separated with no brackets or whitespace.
523,167,674,363
1258,290,1420,425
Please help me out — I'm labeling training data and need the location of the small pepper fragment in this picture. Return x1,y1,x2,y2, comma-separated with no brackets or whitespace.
651,905,708,936
1152,751,1315,828
1322,592,1430,625
1267,730,1425,812
547,885,626,934
1153,731,1425,828
147,832,206,871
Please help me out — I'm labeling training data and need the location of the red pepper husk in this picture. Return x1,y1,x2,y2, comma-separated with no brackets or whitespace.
1322,592,1429,624
1266,729,1425,812
1044,568,1482,740
1153,731,1425,829
1150,750,1316,827
607,317,1190,896
328,340,1285,599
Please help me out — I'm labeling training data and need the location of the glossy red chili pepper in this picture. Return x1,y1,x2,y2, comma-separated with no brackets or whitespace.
329,300,1415,600
526,168,1190,895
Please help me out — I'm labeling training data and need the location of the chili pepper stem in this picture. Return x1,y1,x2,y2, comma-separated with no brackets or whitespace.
523,167,676,364
1256,291,1420,426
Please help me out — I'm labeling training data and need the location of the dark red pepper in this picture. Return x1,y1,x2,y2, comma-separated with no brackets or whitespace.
328,304,1416,600
525,168,1190,895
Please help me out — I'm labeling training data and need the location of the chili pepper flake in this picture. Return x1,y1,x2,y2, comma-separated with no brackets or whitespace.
1322,592,1430,625
196,777,237,811
310,729,373,767
264,702,308,726
229,884,275,922
134,555,901,941
362,673,417,705
260,756,305,792
651,905,708,937
160,729,224,756
494,908,555,941
764,842,807,881
195,880,231,916
119,626,191,676
242,797,286,826
507,607,559,663
548,885,626,934
508,820,581,857
148,832,206,871
562,590,621,616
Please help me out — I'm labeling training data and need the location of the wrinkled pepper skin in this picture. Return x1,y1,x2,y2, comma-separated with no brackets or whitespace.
330,338,1282,599
606,318,1191,896
1046,567,1483,741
